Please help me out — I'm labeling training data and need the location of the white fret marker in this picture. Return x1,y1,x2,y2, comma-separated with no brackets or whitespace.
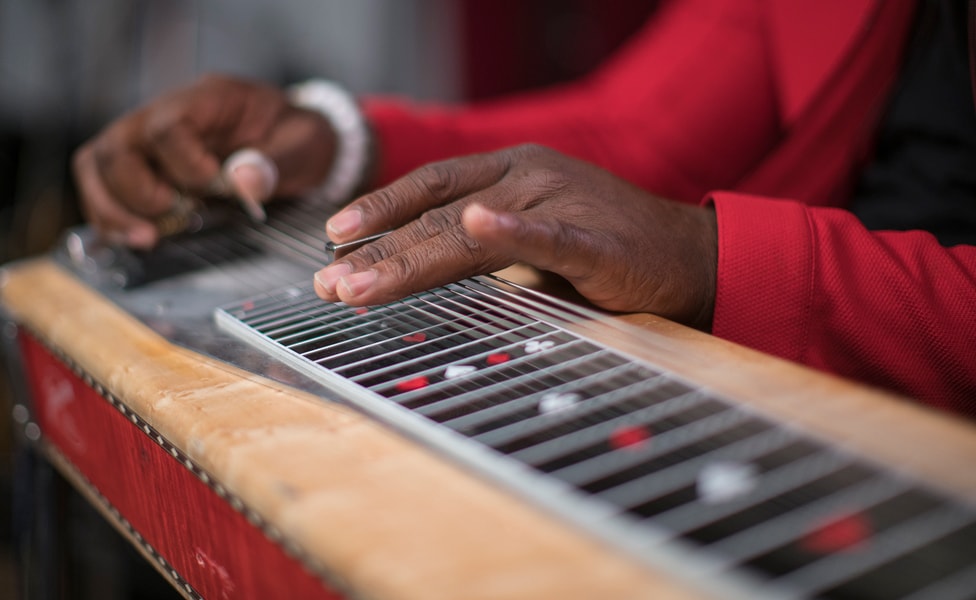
444,365,477,379
696,461,759,504
524,340,555,353
538,392,582,414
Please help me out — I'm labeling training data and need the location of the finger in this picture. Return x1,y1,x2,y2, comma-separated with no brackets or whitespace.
222,148,278,221
325,152,511,242
73,145,161,248
142,113,223,194
313,197,473,297
318,228,508,305
462,203,598,280
89,122,180,221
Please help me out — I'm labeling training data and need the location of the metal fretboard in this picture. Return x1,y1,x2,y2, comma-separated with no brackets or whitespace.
215,277,976,600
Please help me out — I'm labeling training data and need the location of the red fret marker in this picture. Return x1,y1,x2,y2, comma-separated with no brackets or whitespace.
355,307,369,315
609,425,651,450
486,353,511,365
242,301,255,311
801,511,872,554
395,376,429,393
402,332,427,343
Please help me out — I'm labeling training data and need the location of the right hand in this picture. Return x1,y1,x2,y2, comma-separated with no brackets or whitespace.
72,74,336,248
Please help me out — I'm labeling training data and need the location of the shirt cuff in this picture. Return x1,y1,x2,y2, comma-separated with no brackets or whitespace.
704,191,816,364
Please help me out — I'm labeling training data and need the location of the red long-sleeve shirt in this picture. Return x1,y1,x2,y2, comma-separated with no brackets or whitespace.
361,0,976,412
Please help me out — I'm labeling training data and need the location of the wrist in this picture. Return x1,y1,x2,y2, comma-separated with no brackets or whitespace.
288,79,372,203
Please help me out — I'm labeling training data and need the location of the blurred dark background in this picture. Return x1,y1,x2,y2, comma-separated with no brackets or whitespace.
0,0,654,597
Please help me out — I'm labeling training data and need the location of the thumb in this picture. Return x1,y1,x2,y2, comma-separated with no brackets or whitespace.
461,203,595,281
222,148,279,221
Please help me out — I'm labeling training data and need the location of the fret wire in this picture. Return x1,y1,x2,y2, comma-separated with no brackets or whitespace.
307,312,505,369
416,340,616,429
248,295,345,332
386,286,533,342
498,387,708,462
346,322,548,383
647,451,854,535
398,289,525,336
708,476,910,568
278,309,390,348
429,284,541,332
461,367,689,446
437,282,550,334
268,290,468,360
239,284,341,324
436,356,636,429
565,427,796,504
386,338,592,406
783,508,976,598
236,289,329,323
416,288,536,341
396,334,585,418
551,408,756,491
451,366,670,441
284,297,462,352
456,278,585,327
226,287,296,316
451,278,660,378
468,276,611,329
355,325,566,390
899,562,976,600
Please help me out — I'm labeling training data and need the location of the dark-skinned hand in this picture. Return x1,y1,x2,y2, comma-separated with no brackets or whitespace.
72,74,335,248
314,144,718,330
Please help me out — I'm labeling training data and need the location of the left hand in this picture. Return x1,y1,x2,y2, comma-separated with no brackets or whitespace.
314,144,718,330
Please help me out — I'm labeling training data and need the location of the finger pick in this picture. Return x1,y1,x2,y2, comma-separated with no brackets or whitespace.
223,148,278,222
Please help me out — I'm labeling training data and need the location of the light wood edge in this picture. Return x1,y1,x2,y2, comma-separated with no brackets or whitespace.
1,258,703,600
492,264,976,502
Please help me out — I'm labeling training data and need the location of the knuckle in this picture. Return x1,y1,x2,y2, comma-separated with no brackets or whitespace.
383,251,425,286
145,114,179,149
443,229,487,267
414,160,462,199
358,186,401,220
416,204,463,237
351,240,392,265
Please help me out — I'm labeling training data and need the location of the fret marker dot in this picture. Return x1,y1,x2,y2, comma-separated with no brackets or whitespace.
355,307,369,315
609,425,651,450
486,353,510,365
538,392,582,414
696,461,759,504
801,511,872,554
395,376,429,392
445,365,477,380
402,332,427,343
242,301,254,311
524,340,555,354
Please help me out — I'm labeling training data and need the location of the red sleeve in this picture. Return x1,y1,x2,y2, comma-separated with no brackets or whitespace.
708,191,976,415
362,0,779,203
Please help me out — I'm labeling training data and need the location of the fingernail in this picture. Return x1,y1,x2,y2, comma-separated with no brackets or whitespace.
327,209,362,237
314,262,352,294
230,163,269,221
338,269,377,298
